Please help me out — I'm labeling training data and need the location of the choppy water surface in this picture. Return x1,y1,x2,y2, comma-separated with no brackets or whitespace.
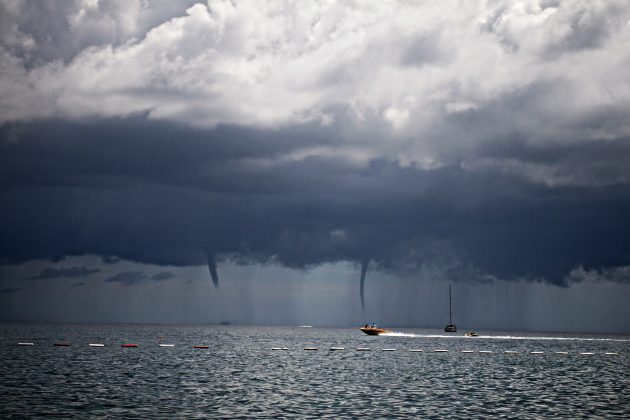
1,324,628,418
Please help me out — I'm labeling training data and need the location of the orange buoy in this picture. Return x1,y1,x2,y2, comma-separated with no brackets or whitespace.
121,343,138,348
193,345,209,349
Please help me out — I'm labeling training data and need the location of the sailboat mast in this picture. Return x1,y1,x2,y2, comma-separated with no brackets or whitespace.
449,284,452,324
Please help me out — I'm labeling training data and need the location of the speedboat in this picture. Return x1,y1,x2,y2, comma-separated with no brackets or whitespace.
464,331,478,337
359,325,390,335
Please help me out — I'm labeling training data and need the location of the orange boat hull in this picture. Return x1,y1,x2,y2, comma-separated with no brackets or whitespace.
360,327,390,335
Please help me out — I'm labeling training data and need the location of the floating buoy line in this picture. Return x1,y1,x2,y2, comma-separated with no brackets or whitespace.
11,342,621,357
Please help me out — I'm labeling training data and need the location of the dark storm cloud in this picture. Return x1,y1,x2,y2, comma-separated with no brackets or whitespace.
1,1,630,307
105,271,147,286
1,118,629,288
0,287,21,294
25,266,100,280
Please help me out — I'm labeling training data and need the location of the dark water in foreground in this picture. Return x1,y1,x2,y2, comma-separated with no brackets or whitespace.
1,324,629,418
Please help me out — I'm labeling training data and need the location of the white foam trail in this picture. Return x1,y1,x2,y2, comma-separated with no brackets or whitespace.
381,332,629,342
381,332,423,337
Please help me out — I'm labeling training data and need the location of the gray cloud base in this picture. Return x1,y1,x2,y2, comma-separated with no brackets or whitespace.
25,265,101,280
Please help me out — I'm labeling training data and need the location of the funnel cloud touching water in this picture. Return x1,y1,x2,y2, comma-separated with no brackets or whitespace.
1,1,630,326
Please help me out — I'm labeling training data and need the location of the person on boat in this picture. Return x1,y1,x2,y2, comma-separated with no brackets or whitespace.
364,324,368,328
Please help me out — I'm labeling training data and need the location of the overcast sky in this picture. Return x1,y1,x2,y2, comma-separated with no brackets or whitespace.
1,0,630,332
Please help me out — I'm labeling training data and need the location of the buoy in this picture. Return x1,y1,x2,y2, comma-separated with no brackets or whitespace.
555,351,568,355
121,344,138,348
356,348,370,351
282,348,288,350
531,351,544,354
580,352,594,355
504,351,518,354
17,342,34,346
409,349,423,352
159,344,175,347
89,343,104,347
193,345,209,349
304,347,318,351
605,352,619,355
329,347,344,351
54,342,70,347
434,349,448,352
382,348,396,351
479,350,493,354
461,350,474,353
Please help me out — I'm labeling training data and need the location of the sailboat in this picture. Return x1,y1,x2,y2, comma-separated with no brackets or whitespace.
444,284,457,332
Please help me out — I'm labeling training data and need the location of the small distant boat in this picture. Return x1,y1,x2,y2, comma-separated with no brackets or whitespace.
299,325,313,328
359,324,390,335
444,285,457,333
464,332,478,337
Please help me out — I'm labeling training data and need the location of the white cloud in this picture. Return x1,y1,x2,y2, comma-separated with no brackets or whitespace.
566,265,630,284
1,0,630,184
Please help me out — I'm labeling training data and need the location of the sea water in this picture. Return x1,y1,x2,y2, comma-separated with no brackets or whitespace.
1,323,628,418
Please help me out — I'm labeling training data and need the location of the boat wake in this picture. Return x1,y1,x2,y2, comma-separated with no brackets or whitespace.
472,335,630,343
380,332,629,342
382,332,419,337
